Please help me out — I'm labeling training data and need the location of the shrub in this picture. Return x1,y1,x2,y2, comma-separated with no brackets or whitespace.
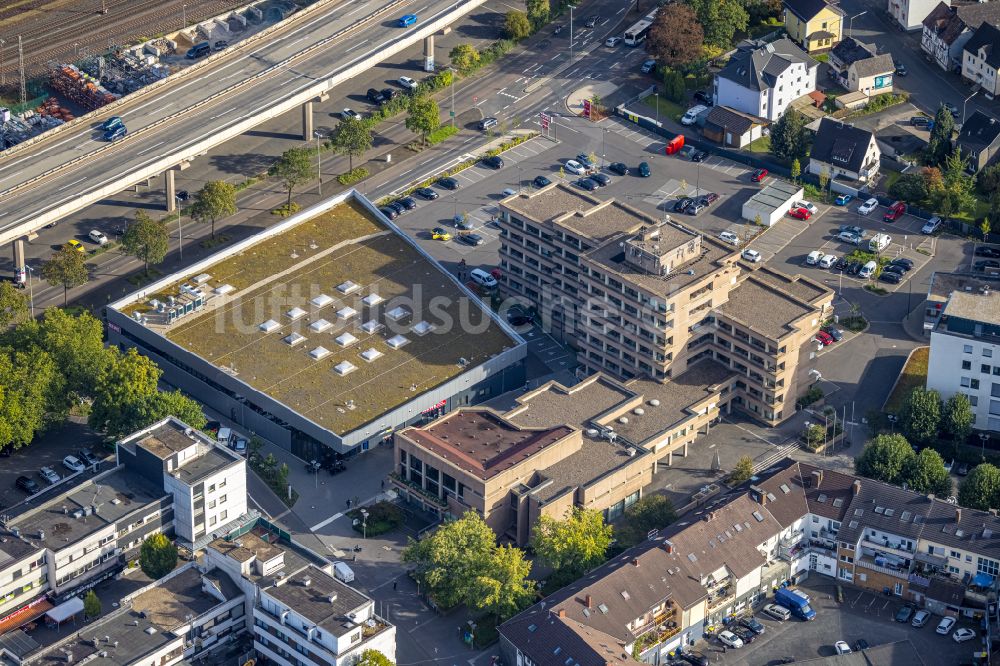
796,386,824,409
337,167,369,186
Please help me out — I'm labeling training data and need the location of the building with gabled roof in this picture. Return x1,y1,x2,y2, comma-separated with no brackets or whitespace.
783,0,845,53
713,38,818,121
828,37,896,95
921,2,1000,72
956,110,1000,172
962,22,1000,98
808,117,881,185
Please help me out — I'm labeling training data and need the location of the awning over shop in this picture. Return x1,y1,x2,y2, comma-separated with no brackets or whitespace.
44,597,83,625
972,572,995,588
0,599,52,635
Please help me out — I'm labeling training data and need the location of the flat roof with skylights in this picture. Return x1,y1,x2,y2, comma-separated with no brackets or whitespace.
107,192,525,452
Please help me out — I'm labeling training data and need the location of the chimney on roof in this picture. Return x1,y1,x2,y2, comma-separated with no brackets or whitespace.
957,508,963,524
705,511,716,522
751,485,767,505
990,509,998,517
632,558,640,567
812,470,824,488
664,540,675,554
557,609,566,618
852,480,861,496
303,576,312,587
585,594,594,609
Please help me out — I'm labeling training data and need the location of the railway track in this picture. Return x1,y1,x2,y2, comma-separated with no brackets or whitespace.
0,0,257,81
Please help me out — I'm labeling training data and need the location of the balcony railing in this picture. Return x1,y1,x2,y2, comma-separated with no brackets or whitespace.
856,556,909,580
390,472,448,508
861,538,914,556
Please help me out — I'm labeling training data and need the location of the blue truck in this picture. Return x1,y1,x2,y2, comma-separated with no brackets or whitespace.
774,587,817,621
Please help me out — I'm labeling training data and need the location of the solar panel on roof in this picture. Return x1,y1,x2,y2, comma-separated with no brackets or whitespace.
752,511,765,522
780,484,791,494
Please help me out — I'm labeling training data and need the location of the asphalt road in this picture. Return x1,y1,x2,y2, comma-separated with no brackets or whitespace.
0,0,491,244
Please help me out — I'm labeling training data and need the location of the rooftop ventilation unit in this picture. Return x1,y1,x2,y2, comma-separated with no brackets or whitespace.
387,334,410,349
283,332,307,346
649,399,660,406
634,408,645,416
213,284,234,296
362,293,383,307
386,306,410,321
286,307,307,321
192,273,211,285
259,320,280,333
335,332,358,347
310,319,332,333
361,320,384,334
144,627,156,635
337,281,360,295
311,294,333,308
337,306,358,320
360,348,383,363
309,347,331,361
412,321,435,336
334,361,357,376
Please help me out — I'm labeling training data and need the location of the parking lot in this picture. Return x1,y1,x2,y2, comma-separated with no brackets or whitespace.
703,578,980,665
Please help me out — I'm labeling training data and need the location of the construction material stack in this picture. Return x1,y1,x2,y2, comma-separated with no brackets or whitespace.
50,64,119,110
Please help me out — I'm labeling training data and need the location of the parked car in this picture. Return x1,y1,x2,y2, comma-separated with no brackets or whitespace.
700,192,719,205
381,87,400,102
608,162,629,176
838,231,861,244
835,193,854,205
741,249,762,263
66,239,85,253
414,187,438,200
399,196,417,210
564,159,587,176
957,462,970,476
506,307,534,326
731,626,756,644
366,88,385,104
883,264,905,276
839,224,865,236
688,202,706,215
679,653,709,666
39,466,60,485
953,628,976,642
718,631,743,649
815,331,834,346
719,231,740,245
911,115,930,127
921,216,942,234
576,153,596,170
674,198,694,213
213,39,229,51
431,227,452,241
762,603,791,621
895,63,907,76
640,59,657,74
378,206,397,220
691,149,709,162
638,162,651,177
693,90,713,106
533,175,552,188
62,455,85,473
79,449,100,466
500,188,517,197
605,36,622,47
101,116,124,131
750,168,768,182
824,326,844,342
912,610,931,627
936,617,957,634
793,200,818,214
576,178,598,191
398,76,418,90
975,260,1000,271
890,258,914,271
478,117,498,131
883,200,907,222
586,173,608,187
855,639,870,651
680,105,707,125
858,198,879,215
819,254,837,268
16,476,39,494
880,271,902,284
437,177,460,190
834,641,852,655
944,101,959,117
481,155,504,170
788,207,811,220
458,233,484,246
739,617,765,635
895,605,915,622
976,246,1000,258
88,230,108,245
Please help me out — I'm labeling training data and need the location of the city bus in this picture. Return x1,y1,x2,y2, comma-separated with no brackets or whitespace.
623,10,657,46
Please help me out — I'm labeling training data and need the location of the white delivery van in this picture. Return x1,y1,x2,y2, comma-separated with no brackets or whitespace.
859,260,878,279
216,427,233,446
869,233,891,253
333,561,355,583
470,268,498,288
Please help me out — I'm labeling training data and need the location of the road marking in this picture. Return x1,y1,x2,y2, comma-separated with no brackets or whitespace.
345,39,370,52
344,4,366,17
135,141,165,156
56,177,85,192
310,511,344,532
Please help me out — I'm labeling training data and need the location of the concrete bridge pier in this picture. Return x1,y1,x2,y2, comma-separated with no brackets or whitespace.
424,34,435,72
302,93,329,140
164,161,191,213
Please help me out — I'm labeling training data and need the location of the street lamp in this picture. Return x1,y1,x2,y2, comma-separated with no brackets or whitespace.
848,11,867,38
601,128,609,168
181,3,187,30
449,67,456,127
314,130,324,197
24,265,34,318
887,414,898,433
569,6,574,61
964,90,979,125
360,509,369,539
981,433,990,460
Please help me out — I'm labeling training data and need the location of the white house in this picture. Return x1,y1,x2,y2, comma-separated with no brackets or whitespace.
713,38,818,121
962,21,1000,97
921,2,1000,72
890,0,946,32
808,118,881,185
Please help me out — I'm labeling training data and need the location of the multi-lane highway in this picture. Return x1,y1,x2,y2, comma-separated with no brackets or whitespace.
0,0,487,246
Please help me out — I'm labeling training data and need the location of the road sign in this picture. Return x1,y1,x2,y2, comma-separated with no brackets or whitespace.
449,111,455,117
473,95,478,103
539,112,550,130
583,99,592,118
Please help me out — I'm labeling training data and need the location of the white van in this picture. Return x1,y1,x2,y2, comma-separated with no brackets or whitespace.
806,250,823,265
470,268,498,289
333,561,355,583
216,427,233,446
869,233,891,253
859,260,878,279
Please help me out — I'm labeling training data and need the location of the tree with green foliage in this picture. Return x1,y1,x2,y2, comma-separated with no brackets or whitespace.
982,216,992,241
531,507,612,585
121,210,169,276
686,0,748,48
979,163,1000,195
471,545,534,622
402,512,497,609
449,44,480,73
769,109,808,162
900,387,942,445
190,180,238,239
26,309,110,402
405,95,440,146
730,455,754,484
647,4,704,67
525,0,549,29
0,282,28,328
935,147,977,215
889,171,930,204
270,147,317,207
83,590,101,619
328,117,373,172
149,389,207,430
926,105,955,165
616,494,677,547
662,69,686,103
855,433,914,485
943,393,974,448
504,11,532,41
139,533,177,579
959,463,1000,510
901,448,952,495
790,158,801,183
0,347,59,451
40,247,88,306
356,650,394,666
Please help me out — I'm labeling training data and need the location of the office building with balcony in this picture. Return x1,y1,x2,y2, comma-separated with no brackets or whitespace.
392,361,734,545
501,458,1000,664
205,518,396,666
498,184,833,427
926,283,1000,431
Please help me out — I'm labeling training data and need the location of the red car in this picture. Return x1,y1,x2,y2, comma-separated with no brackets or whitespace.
815,331,834,346
788,207,812,220
883,201,906,223
751,168,768,182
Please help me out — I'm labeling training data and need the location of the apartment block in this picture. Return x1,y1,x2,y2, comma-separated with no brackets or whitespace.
498,184,833,426
500,458,1000,665
392,361,733,545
